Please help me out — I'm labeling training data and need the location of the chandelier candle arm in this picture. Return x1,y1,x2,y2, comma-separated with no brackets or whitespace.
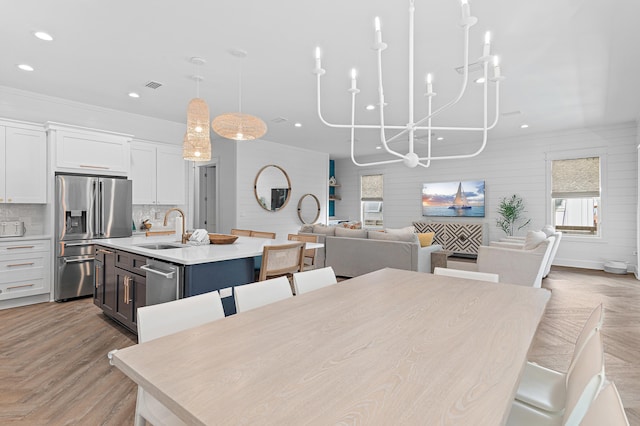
315,0,503,168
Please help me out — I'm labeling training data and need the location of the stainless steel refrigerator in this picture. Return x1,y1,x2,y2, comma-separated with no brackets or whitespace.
55,174,132,301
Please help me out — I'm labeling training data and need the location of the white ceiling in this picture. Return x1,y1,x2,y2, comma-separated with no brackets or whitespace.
2,0,639,159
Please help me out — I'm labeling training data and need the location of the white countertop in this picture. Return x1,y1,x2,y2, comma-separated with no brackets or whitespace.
95,235,322,266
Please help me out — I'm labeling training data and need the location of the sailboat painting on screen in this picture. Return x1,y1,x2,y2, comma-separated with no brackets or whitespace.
422,180,485,217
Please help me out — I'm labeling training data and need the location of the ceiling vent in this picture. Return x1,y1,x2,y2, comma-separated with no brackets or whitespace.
144,81,163,89
454,62,483,75
271,117,288,124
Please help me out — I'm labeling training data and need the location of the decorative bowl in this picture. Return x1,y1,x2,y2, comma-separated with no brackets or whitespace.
208,234,238,245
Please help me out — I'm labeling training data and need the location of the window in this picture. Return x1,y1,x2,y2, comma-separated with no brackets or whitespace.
361,174,383,228
551,156,601,236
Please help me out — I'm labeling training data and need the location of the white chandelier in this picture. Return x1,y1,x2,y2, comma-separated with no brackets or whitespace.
313,0,504,168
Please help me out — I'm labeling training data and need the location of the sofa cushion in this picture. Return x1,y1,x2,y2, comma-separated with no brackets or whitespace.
524,230,547,250
335,227,368,238
418,232,435,247
368,230,417,243
386,226,416,234
300,224,315,233
313,224,336,235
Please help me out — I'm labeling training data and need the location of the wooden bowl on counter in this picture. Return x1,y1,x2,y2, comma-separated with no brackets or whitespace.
208,234,238,245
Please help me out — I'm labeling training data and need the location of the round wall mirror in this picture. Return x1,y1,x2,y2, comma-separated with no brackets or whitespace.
254,164,291,211
297,193,321,224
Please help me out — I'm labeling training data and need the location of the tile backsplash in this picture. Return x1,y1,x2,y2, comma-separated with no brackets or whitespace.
132,205,181,232
0,204,46,236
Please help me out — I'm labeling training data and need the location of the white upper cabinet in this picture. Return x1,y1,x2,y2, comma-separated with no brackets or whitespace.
0,121,47,204
47,122,131,176
130,140,186,205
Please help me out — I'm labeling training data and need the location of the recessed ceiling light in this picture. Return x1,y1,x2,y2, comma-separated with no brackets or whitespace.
437,137,444,141
520,124,529,129
294,122,302,128
17,64,34,72
376,146,382,150
34,31,53,41
475,77,485,84
128,92,140,98
366,104,376,111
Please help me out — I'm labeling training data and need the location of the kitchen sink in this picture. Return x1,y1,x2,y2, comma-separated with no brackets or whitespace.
135,243,187,250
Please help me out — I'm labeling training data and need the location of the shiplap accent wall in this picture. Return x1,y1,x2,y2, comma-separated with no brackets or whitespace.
335,123,638,270
233,140,329,239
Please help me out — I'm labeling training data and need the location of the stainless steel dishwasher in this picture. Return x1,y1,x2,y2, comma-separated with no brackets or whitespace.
139,259,184,306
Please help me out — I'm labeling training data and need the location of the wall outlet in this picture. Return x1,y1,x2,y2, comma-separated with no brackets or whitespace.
219,287,232,298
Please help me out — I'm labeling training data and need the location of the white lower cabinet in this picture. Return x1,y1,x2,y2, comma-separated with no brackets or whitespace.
130,141,186,205
0,121,47,204
0,239,51,301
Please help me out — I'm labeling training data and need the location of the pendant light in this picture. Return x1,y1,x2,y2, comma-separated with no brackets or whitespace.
183,57,211,161
212,49,267,141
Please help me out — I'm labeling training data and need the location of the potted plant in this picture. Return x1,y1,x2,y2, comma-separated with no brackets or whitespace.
496,194,531,236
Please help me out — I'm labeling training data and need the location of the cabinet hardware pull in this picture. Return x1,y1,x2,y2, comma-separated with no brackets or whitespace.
7,283,34,290
6,246,35,250
96,249,114,254
7,262,35,267
80,164,110,170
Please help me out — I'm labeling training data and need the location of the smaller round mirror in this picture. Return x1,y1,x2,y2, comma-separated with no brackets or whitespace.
254,165,291,211
297,194,321,224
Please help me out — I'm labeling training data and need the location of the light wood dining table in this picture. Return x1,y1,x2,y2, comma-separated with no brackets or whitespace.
112,267,551,425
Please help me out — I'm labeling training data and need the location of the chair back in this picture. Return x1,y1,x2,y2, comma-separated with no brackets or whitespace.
562,329,606,426
288,233,318,268
234,276,293,313
433,267,499,283
580,381,630,426
251,230,276,239
567,303,604,380
137,291,225,343
293,266,337,295
532,236,555,287
258,242,305,281
230,229,252,237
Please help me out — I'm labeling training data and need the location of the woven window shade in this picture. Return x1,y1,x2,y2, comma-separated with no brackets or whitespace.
361,174,383,201
184,98,211,161
552,157,600,198
211,112,267,141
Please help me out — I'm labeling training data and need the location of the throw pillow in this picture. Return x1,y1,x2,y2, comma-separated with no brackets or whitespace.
524,230,547,250
335,227,368,238
300,224,314,233
385,226,416,234
312,224,336,236
541,224,555,237
340,221,362,229
418,232,435,247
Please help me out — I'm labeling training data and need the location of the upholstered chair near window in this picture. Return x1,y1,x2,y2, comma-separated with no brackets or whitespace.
493,228,562,278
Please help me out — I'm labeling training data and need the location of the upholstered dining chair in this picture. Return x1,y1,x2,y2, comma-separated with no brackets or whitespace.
135,291,226,426
250,230,276,239
506,329,606,426
515,304,604,414
433,267,499,283
288,233,319,270
293,266,337,295
580,381,630,426
234,276,293,313
257,241,306,282
230,228,252,236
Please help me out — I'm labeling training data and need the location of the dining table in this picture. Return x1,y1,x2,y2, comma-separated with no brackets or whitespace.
112,267,551,425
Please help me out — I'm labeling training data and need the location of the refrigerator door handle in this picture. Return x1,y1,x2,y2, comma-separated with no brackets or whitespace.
64,242,94,247
92,180,99,237
64,257,94,264
99,180,105,236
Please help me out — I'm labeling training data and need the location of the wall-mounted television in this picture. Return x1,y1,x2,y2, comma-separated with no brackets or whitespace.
421,180,485,217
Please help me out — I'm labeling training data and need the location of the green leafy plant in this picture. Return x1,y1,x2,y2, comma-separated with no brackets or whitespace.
496,194,531,236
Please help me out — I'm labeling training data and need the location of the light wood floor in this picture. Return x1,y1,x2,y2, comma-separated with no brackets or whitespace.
0,266,638,425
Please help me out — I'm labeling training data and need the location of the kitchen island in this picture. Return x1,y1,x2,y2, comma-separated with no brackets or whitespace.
94,235,322,330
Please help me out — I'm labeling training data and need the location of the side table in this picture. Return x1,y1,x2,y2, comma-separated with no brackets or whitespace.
431,250,453,273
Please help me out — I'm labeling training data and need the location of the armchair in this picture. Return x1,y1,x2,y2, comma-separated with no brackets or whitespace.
493,231,562,278
476,236,555,287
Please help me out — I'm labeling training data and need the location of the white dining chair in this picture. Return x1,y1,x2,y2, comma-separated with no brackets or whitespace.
293,266,337,295
135,291,226,426
580,381,630,426
515,303,604,413
506,329,606,426
234,276,293,313
433,267,499,283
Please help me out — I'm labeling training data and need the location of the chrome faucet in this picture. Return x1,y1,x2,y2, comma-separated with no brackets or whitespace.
163,208,187,244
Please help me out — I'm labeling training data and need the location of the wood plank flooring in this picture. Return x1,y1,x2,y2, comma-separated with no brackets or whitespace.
0,266,638,425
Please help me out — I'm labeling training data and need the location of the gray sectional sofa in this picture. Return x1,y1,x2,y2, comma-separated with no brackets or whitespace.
299,224,442,278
